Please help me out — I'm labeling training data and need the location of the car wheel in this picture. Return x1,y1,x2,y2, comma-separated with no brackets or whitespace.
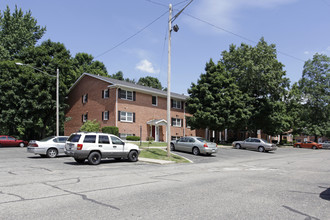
88,152,101,165
235,144,241,149
192,147,200,156
312,146,317,150
19,142,25,148
170,143,175,151
258,146,265,152
47,148,58,158
128,151,138,162
74,158,85,164
296,145,301,148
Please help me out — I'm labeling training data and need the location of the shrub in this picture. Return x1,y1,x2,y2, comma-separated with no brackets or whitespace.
126,136,140,141
80,120,100,132
102,126,119,136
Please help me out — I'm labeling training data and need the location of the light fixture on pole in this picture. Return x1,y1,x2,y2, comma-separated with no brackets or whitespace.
16,62,60,136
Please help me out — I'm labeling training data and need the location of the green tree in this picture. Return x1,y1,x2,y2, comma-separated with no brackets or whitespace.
186,59,252,132
221,38,290,135
137,76,163,90
298,53,330,139
80,120,100,132
0,5,46,59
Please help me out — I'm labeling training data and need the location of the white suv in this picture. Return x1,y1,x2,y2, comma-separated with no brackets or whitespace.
65,132,140,165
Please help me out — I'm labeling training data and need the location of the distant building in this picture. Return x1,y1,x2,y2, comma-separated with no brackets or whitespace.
65,73,198,141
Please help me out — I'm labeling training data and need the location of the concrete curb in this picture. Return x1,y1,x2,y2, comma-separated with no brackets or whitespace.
138,157,175,165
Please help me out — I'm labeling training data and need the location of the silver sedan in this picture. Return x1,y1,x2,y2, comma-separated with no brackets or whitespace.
232,138,277,152
27,136,68,158
170,136,218,156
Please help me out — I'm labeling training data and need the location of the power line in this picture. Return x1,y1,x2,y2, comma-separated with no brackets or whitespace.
95,10,168,58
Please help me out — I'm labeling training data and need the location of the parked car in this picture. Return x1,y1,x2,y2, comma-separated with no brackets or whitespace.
27,136,68,158
293,141,322,149
320,141,330,149
170,136,218,156
64,132,140,165
0,135,28,147
232,138,277,152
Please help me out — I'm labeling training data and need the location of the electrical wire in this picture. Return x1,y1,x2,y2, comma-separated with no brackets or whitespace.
95,10,168,58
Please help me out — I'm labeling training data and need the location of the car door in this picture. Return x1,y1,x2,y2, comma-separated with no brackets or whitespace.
98,135,114,157
250,138,261,150
7,136,17,146
110,136,125,157
0,136,8,146
243,138,253,149
186,137,195,152
56,137,68,154
176,137,187,151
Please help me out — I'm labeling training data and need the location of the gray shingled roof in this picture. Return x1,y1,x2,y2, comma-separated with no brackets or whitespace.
70,73,189,100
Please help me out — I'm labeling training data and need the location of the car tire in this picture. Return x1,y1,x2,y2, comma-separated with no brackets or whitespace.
47,148,58,158
88,152,101,165
19,142,25,148
258,146,265,152
128,151,138,162
192,147,200,156
74,158,85,164
296,145,301,148
235,144,241,149
312,146,317,150
170,143,175,151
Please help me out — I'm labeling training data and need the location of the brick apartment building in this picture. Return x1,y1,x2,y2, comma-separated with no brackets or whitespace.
64,73,198,141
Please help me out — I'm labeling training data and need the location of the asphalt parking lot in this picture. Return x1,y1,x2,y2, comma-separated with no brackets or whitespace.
0,146,329,219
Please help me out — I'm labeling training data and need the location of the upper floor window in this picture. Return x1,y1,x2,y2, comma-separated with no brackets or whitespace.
102,111,109,121
118,89,135,101
171,99,182,109
118,111,135,123
82,94,88,103
172,118,182,127
102,89,109,99
152,96,158,106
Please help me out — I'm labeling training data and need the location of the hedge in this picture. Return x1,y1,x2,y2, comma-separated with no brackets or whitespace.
126,136,140,141
101,126,119,136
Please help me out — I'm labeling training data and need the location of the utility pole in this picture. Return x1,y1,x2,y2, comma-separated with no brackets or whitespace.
56,68,59,136
166,4,172,157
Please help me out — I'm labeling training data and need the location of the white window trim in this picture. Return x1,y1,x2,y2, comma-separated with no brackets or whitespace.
120,90,133,101
172,118,182,127
83,94,88,103
103,89,109,99
120,111,133,122
172,99,181,109
104,111,109,120
83,113,88,122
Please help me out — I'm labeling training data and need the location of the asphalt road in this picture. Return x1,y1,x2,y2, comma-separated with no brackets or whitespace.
0,146,329,219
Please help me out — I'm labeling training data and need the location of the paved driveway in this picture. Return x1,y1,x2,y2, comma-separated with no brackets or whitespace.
1,146,329,220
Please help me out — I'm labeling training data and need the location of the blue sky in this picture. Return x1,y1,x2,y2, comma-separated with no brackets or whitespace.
1,0,330,95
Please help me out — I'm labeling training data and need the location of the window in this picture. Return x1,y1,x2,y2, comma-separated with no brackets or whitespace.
0,137,7,140
58,137,68,143
102,89,109,99
83,135,96,143
120,133,133,140
152,96,157,106
171,99,182,109
186,116,191,128
118,89,135,101
172,118,182,127
111,136,124,145
171,136,180,140
8,136,15,140
67,134,81,142
119,111,135,122
82,94,88,103
82,113,88,122
99,135,110,144
102,111,109,121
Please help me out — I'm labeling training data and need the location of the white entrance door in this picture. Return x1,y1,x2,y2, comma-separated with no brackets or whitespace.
155,126,160,142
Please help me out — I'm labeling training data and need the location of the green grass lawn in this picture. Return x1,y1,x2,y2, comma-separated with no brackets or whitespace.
128,141,167,147
139,148,190,163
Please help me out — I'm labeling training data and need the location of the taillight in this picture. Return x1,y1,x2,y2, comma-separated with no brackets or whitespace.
30,143,38,147
203,143,208,148
77,144,83,150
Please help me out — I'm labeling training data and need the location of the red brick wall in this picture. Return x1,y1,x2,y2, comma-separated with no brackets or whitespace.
65,75,197,141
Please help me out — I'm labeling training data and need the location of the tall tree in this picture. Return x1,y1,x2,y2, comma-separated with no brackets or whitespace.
186,59,252,132
137,76,163,90
298,53,330,139
221,38,290,134
0,5,46,59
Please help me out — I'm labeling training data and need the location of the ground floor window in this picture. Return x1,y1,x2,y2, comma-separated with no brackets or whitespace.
120,133,134,140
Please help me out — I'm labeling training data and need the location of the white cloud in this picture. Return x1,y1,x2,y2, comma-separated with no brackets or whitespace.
136,59,159,74
187,0,298,33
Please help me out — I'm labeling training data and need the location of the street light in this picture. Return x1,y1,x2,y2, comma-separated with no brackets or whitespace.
16,62,59,136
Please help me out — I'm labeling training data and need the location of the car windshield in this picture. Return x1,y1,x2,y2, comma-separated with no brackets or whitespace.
261,139,270,143
40,136,55,142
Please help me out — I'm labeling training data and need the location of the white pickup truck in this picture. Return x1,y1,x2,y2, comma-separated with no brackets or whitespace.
65,132,140,165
